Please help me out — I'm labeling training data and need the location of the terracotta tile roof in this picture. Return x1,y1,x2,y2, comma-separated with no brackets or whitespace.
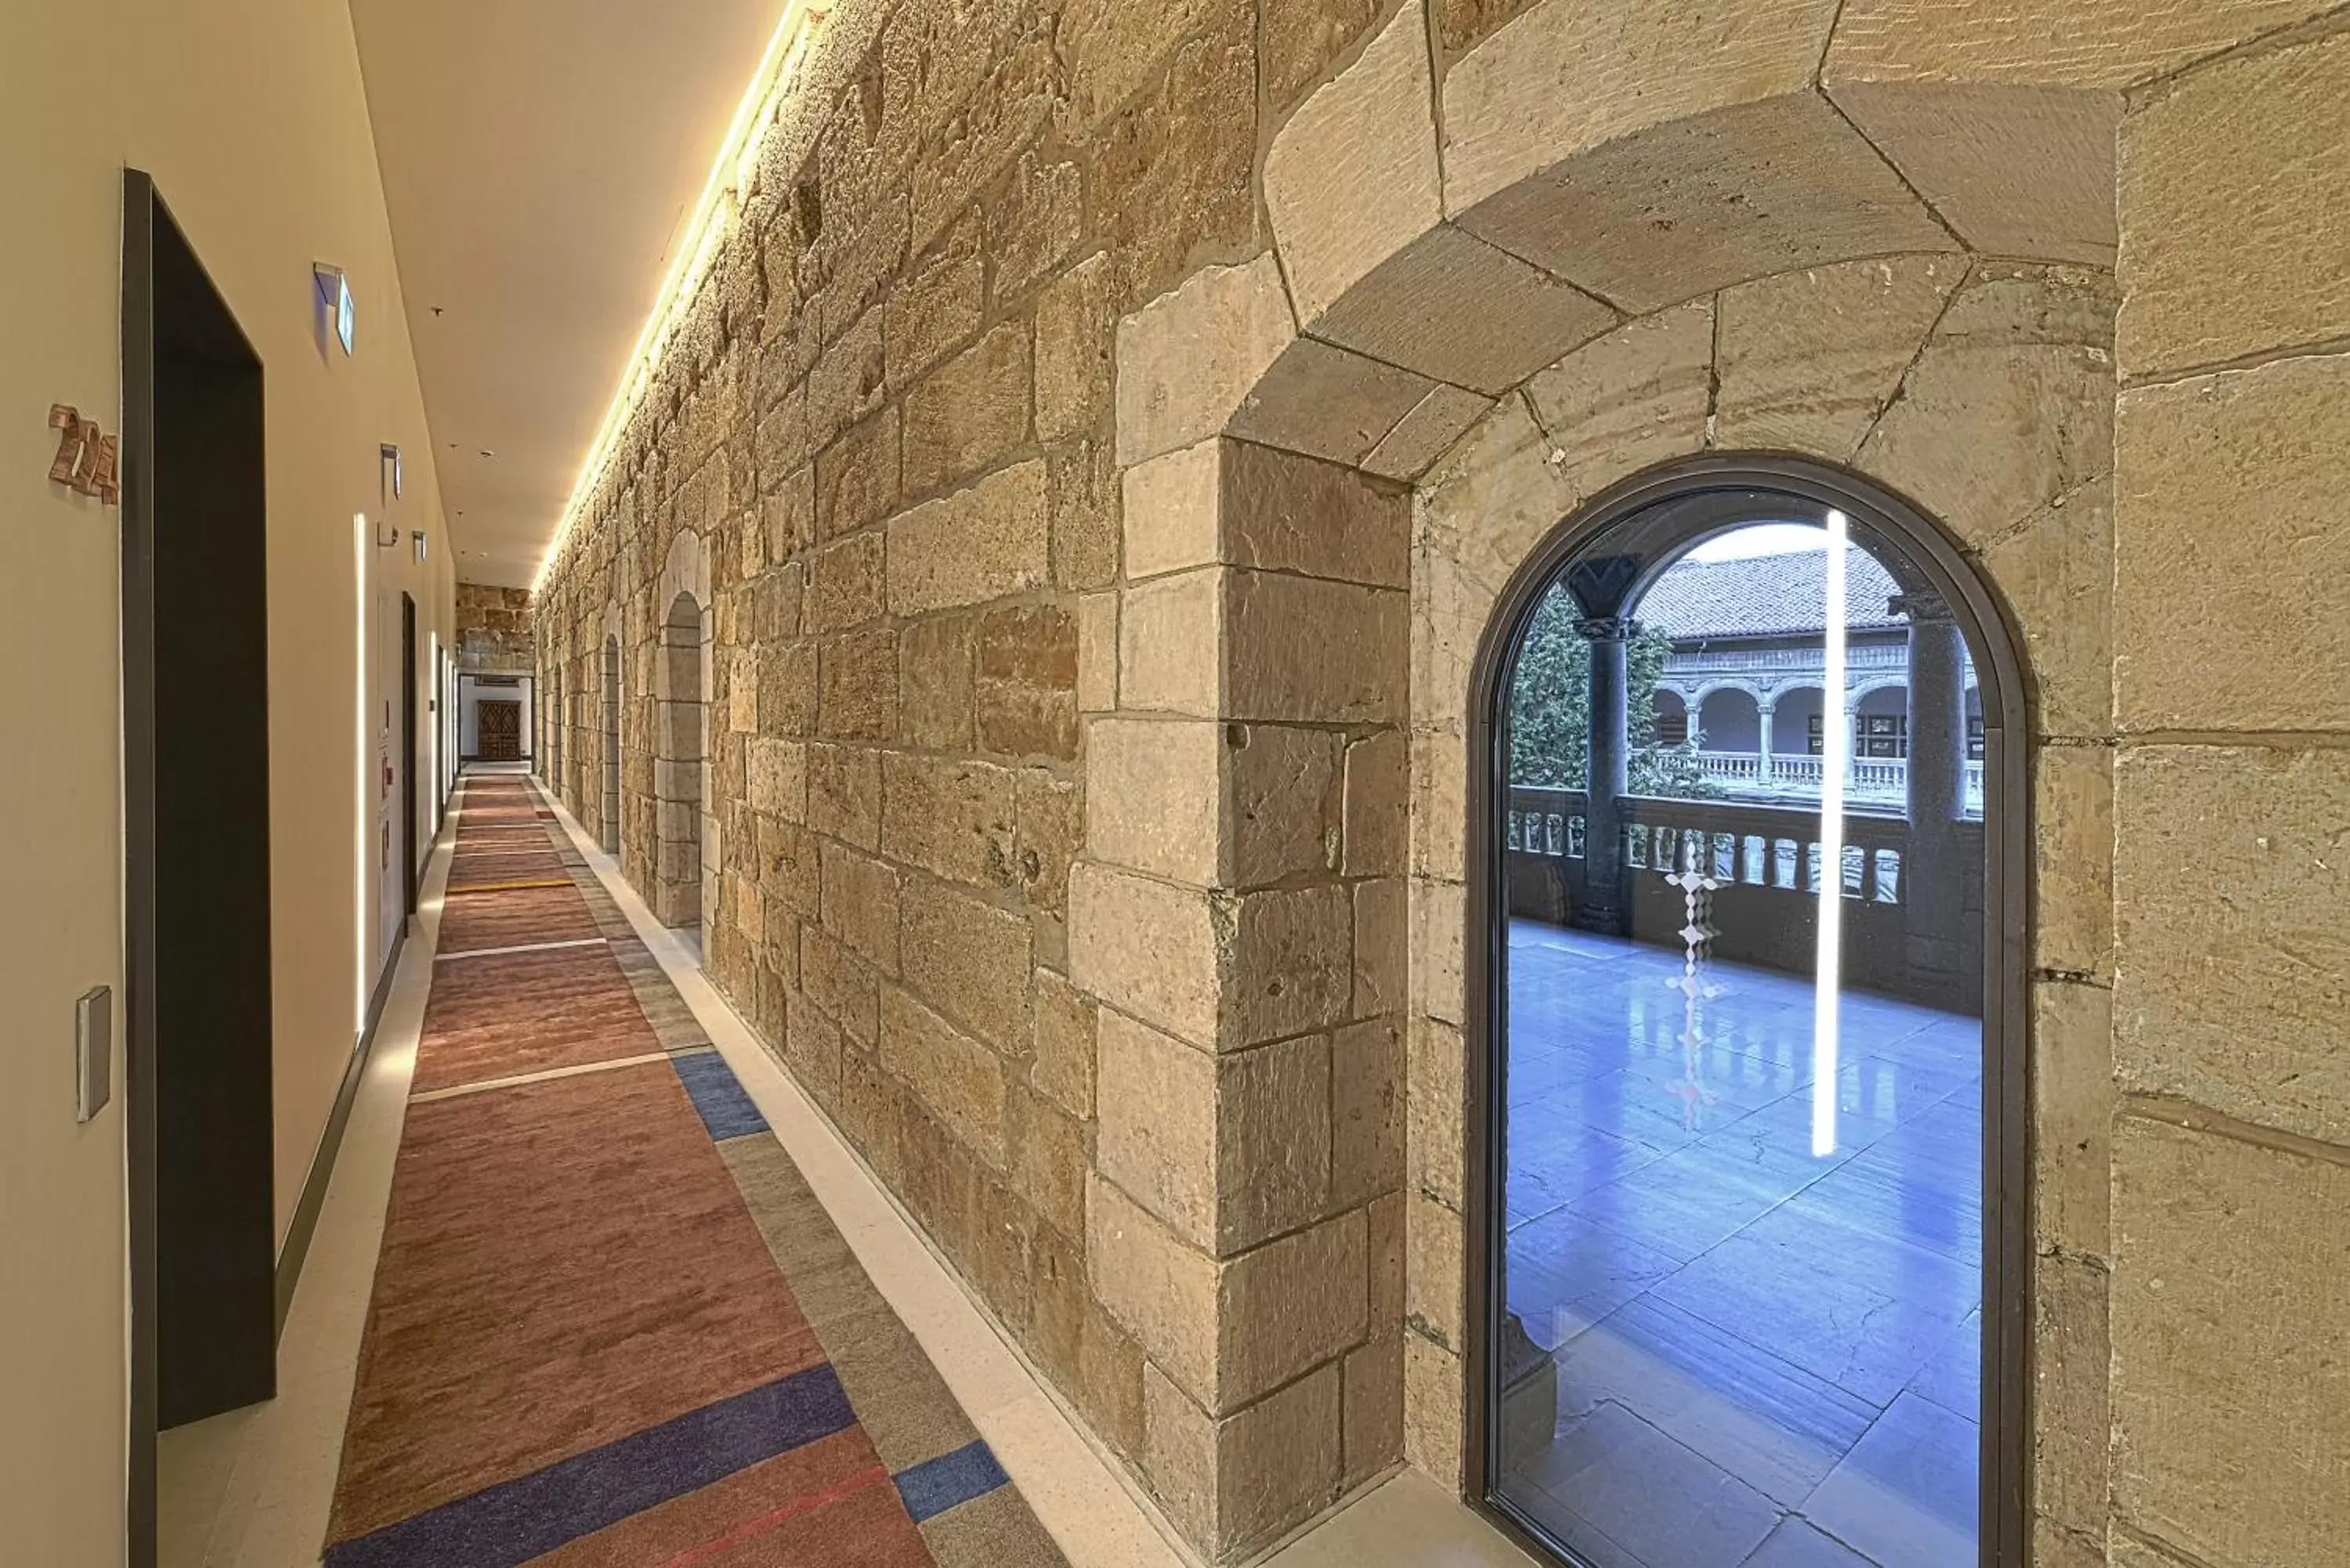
1636,546,1903,639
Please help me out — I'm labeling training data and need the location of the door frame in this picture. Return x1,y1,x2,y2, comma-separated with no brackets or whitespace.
1456,454,2033,1568
121,168,280,1568
401,592,418,916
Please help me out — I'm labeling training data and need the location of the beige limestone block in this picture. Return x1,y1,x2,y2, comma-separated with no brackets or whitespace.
902,321,1034,497
1341,1335,1406,1486
1351,882,1408,1026
1115,254,1296,466
884,248,985,399
1221,436,1412,589
1076,592,1118,712
1833,81,2118,266
1343,729,1409,878
1090,1174,1220,1400
1035,252,1117,446
1825,0,2333,89
1226,338,1441,471
1332,1015,1405,1205
1086,717,1224,886
1096,1010,1221,1245
1402,1329,1464,1485
805,742,880,851
1224,1207,1370,1402
2114,353,2350,732
2035,1250,2112,1543
801,926,880,1047
2111,1115,2350,1568
1981,477,2115,740
880,752,1016,891
884,460,1050,615
1410,728,1468,883
1411,880,1467,1030
819,840,900,973
1715,254,1964,460
1068,861,1224,1047
1442,0,1838,209
2034,980,2116,1262
1364,385,1495,482
1231,724,1343,887
898,879,1033,1053
1311,224,1617,396
1227,572,1408,725
898,612,975,752
747,738,807,822
1220,1033,1338,1248
1122,440,1223,581
1462,95,1950,314
1858,265,2114,548
2033,742,2114,981
1142,1359,1346,1560
2113,745,2350,1147
2033,1517,2110,1568
1013,768,1082,916
1030,966,1097,1118
805,533,885,631
1230,883,1355,1046
1264,2,1442,327
1524,300,1714,503
1119,569,1223,717
879,986,1008,1168
1404,1190,1464,1351
1006,1085,1086,1240
1410,1020,1466,1212
1217,1363,1344,1557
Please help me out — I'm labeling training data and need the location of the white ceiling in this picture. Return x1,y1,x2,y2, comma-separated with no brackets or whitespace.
351,0,787,588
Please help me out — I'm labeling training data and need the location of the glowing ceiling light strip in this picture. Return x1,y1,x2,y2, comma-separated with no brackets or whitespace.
1811,511,1850,1158
531,0,829,594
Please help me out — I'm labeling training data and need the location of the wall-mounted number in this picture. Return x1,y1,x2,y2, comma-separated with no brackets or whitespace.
47,405,119,505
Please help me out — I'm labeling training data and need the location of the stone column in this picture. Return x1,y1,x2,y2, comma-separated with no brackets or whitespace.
1896,592,1968,995
1757,701,1776,784
1575,616,1639,935
1072,425,1411,1563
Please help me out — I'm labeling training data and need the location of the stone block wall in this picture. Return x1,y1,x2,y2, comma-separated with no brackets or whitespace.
533,0,2350,1563
454,583,533,674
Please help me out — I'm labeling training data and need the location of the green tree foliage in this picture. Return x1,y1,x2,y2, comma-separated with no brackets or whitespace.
1507,585,1716,797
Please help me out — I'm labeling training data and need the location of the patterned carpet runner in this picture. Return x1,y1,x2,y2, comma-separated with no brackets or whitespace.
323,772,1069,1568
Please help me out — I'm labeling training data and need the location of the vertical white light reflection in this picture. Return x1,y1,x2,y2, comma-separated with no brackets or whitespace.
1812,511,1850,1158
354,513,371,1038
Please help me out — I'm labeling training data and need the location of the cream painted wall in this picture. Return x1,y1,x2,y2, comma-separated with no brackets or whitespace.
1,0,457,1558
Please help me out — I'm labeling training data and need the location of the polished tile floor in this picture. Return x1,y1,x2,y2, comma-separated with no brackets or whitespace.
1497,922,1982,1568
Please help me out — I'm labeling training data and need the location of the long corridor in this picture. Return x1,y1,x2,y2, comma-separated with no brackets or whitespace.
323,772,1068,1567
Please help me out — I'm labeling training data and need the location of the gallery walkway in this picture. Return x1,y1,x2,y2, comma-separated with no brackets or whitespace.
1502,924,1983,1568
323,772,1069,1566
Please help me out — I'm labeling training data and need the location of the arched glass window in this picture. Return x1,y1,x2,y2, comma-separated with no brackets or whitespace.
1471,463,2024,1568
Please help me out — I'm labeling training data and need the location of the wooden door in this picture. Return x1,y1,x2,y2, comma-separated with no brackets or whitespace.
478,699,520,761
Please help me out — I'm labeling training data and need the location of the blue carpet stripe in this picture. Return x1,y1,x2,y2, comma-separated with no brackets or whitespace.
672,1050,769,1140
895,1439,1010,1523
322,1364,853,1568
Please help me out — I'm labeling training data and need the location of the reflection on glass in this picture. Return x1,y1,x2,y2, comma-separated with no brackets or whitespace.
1493,497,1983,1568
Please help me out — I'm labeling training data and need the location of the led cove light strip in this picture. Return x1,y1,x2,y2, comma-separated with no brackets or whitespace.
530,0,828,594
1811,510,1849,1158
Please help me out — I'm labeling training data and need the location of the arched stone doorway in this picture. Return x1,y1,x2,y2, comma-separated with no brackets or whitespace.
1468,460,2025,1568
656,590,709,938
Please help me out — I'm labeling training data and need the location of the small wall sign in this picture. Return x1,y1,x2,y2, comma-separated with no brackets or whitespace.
47,405,119,505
